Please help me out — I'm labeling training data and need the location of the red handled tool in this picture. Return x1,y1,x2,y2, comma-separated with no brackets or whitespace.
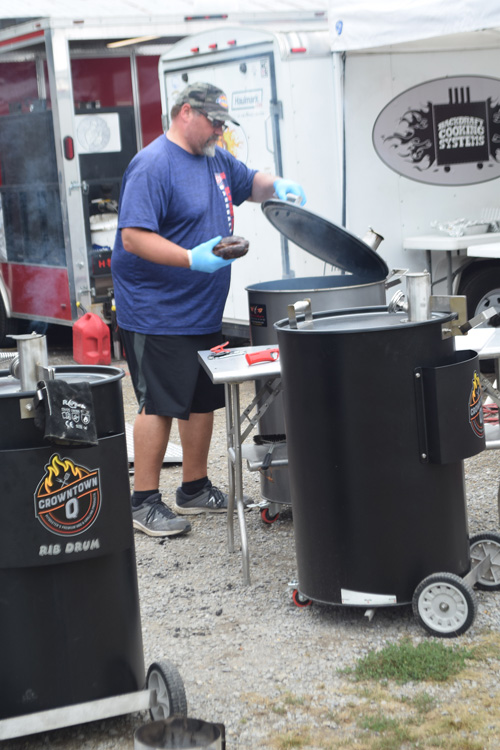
209,341,231,358
245,348,280,365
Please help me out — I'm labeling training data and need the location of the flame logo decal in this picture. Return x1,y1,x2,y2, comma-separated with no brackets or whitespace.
34,453,101,536
42,454,86,492
469,371,484,439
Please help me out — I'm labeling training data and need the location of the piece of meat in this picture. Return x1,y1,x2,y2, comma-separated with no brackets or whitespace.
212,235,249,259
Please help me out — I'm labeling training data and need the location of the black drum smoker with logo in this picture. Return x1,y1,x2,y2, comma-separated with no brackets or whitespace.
0,335,144,719
275,275,500,637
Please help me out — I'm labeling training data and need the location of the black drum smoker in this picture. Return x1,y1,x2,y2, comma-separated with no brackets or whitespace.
246,200,404,523
275,275,500,637
0,334,186,741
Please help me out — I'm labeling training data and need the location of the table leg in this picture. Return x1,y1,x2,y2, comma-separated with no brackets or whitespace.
425,250,432,286
224,383,235,554
225,382,250,585
446,250,453,294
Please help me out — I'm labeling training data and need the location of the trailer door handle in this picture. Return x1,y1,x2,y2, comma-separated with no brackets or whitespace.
69,180,89,195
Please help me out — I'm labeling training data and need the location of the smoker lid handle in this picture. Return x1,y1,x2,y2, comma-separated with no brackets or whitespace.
287,298,313,329
459,307,496,334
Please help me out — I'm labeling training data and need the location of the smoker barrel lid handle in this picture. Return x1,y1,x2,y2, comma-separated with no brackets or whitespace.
287,298,313,329
459,307,496,334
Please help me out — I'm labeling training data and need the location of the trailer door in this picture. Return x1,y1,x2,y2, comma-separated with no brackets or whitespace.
161,51,285,333
0,54,73,326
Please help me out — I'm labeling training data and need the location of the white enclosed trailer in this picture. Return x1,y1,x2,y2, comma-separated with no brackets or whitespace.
159,2,500,333
328,0,500,321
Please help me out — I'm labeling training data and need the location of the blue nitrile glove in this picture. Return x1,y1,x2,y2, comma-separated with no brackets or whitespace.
188,236,235,273
273,179,307,205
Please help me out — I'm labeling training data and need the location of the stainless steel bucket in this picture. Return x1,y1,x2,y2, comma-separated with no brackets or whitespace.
134,717,224,750
247,274,387,435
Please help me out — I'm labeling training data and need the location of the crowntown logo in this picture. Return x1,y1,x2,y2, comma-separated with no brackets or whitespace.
34,453,101,536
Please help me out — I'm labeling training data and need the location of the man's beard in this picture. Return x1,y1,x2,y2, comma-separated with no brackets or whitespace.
202,140,217,157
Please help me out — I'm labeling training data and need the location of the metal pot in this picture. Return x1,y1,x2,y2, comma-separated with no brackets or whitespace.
247,200,400,437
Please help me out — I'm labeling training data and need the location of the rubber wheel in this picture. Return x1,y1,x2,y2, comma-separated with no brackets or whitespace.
146,660,188,720
292,589,312,608
412,572,477,637
458,264,500,322
470,532,500,590
458,265,500,370
261,507,279,524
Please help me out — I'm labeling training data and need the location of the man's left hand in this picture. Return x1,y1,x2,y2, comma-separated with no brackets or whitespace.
273,179,307,205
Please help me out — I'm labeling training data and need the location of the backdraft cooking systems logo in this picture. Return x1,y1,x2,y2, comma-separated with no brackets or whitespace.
34,454,101,536
373,75,500,186
469,371,484,439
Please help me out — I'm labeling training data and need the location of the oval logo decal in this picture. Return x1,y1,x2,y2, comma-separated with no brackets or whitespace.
372,75,500,186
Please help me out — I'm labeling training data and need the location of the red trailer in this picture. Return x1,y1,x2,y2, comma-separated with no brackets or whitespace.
0,11,326,345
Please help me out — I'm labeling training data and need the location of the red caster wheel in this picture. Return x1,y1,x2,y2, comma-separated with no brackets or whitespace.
261,507,280,524
292,589,312,608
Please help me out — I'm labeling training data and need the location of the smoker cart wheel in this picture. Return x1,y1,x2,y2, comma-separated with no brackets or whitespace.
412,572,477,637
261,507,280,524
292,589,313,608
146,660,188,720
470,532,500,590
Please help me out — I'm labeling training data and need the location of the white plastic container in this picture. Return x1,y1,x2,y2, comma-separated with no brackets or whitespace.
90,213,118,251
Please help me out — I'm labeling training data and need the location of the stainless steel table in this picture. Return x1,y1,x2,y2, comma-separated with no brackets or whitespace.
199,345,282,584
403,233,500,293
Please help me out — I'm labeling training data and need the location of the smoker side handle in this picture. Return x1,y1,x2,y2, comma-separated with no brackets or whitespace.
413,368,430,464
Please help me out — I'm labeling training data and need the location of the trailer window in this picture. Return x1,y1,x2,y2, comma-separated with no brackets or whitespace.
71,58,133,108
0,61,65,268
0,61,39,116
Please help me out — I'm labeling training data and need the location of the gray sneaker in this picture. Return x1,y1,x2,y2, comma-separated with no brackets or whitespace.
132,493,191,537
174,482,229,515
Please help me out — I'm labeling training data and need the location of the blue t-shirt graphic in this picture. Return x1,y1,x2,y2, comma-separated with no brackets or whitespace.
111,135,257,335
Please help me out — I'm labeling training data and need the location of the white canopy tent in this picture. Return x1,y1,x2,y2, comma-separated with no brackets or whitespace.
328,0,500,51
0,0,327,20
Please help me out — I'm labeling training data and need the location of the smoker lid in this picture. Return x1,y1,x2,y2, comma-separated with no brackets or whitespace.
261,200,389,281
0,365,124,397
275,308,455,334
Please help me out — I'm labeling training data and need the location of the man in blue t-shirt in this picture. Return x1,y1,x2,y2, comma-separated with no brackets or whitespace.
111,82,306,538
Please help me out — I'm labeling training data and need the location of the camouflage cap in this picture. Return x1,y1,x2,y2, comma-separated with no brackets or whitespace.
174,82,240,126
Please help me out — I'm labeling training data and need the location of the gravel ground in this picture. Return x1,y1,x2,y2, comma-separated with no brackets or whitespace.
4,338,500,750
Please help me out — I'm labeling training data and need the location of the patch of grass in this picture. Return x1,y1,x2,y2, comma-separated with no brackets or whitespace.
271,704,287,716
272,731,310,749
467,630,500,661
371,727,415,750
348,637,473,683
282,692,306,707
264,633,500,750
357,713,415,750
357,713,400,732
410,690,437,714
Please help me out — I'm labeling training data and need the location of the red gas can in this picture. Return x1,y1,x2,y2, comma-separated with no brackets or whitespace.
72,313,111,366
